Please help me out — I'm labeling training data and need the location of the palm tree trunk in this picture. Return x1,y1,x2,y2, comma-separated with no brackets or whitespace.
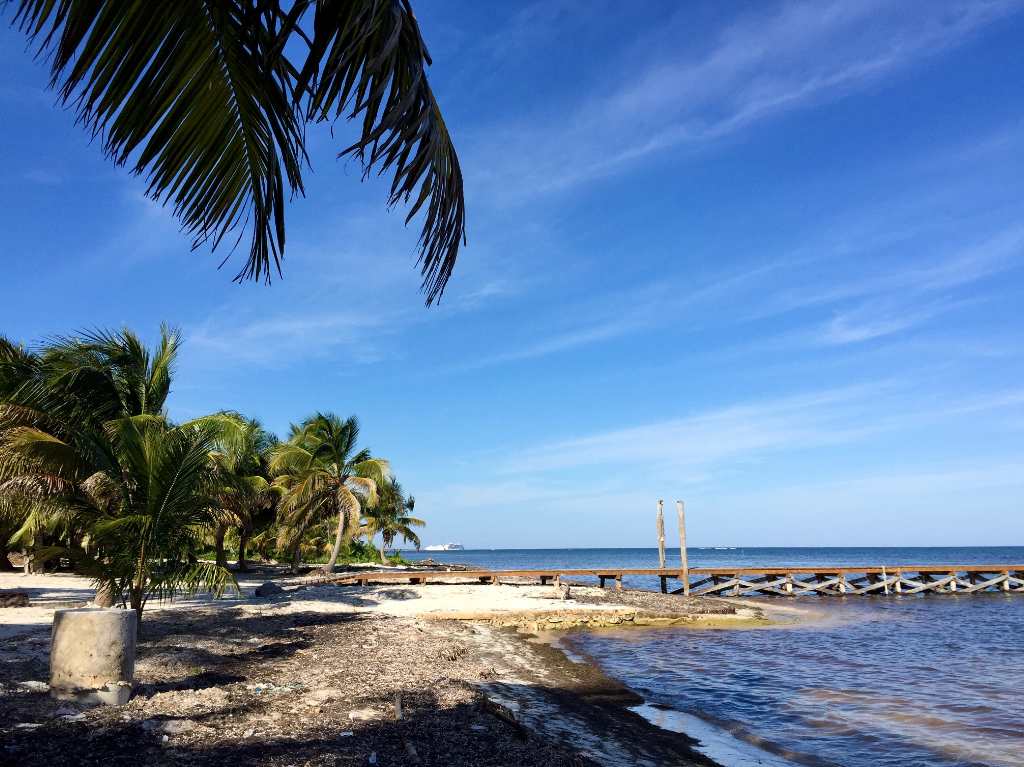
131,539,148,632
214,523,228,569
290,539,302,574
379,541,388,564
94,581,115,607
237,526,250,572
323,507,346,573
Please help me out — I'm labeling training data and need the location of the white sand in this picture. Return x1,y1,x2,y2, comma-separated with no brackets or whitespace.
250,581,640,619
0,571,635,641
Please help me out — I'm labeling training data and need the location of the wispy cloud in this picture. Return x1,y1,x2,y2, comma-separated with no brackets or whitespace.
470,0,1020,199
186,310,401,368
500,384,889,474
456,220,1024,367
498,382,1024,476
416,383,1024,544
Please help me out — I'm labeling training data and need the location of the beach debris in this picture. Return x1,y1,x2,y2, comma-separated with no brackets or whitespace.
18,680,49,693
394,692,403,721
348,707,381,721
482,695,527,740
304,687,344,706
438,644,467,662
254,581,284,597
143,686,230,712
246,681,294,696
403,738,422,763
15,722,43,730
52,706,86,722
143,718,212,736
243,727,255,738
368,751,378,765
0,590,30,607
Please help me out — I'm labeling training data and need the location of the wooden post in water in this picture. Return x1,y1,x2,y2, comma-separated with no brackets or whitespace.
676,500,690,596
656,500,666,569
656,500,668,592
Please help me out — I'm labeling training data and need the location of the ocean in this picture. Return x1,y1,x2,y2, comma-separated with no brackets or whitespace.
404,547,1024,767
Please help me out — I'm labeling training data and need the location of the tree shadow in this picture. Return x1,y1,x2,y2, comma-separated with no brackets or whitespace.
2,686,607,767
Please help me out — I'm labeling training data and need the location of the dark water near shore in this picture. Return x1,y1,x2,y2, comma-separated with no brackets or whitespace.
405,547,1024,767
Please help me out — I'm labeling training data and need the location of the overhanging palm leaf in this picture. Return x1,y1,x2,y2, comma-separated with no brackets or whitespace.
10,0,466,302
12,1,305,283
299,0,466,303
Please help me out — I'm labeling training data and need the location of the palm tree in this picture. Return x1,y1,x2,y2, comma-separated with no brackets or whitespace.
0,328,237,627
7,0,466,303
362,477,424,563
0,327,178,579
271,413,387,573
0,337,42,571
209,415,278,571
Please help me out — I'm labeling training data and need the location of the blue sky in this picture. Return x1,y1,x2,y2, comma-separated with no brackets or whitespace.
2,0,1023,548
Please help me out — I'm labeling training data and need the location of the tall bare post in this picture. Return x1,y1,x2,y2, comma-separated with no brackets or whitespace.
677,500,690,596
656,500,666,570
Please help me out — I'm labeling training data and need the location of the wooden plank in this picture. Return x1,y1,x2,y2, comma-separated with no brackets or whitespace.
328,565,1024,603
330,564,1024,583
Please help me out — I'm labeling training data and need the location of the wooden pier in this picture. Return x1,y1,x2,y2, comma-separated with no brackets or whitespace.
332,564,1024,597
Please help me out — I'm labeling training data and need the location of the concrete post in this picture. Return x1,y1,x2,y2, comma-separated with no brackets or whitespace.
50,608,136,705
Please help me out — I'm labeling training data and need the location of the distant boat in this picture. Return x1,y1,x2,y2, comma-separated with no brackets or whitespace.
423,543,465,551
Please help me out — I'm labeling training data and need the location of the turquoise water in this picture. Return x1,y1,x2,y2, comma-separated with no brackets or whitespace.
406,547,1024,767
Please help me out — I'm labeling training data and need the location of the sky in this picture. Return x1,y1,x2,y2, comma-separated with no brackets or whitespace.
1,0,1023,548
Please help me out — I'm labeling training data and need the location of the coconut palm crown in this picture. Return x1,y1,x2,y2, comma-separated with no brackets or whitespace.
271,413,387,573
362,477,424,562
0,328,238,627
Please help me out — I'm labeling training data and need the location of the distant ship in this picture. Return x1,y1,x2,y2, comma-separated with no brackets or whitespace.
422,543,465,551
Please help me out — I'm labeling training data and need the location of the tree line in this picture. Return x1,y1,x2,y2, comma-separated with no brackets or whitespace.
0,326,423,625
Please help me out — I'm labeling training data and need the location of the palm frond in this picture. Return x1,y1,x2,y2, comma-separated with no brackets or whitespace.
299,0,466,303
344,475,377,506
12,0,306,282
9,0,467,297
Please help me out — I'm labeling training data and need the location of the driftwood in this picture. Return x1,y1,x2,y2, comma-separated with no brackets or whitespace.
482,695,527,741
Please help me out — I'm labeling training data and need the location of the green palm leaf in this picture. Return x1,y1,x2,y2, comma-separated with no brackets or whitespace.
12,0,305,282
9,0,466,300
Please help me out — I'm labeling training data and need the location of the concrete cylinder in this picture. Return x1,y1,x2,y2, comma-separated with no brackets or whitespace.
50,607,136,705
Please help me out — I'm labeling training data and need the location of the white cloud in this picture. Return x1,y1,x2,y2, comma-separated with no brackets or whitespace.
187,310,399,367
501,385,888,474
413,385,1024,544
470,0,1020,200
498,383,1024,476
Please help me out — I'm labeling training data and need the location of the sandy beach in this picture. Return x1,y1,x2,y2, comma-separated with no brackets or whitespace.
0,569,774,766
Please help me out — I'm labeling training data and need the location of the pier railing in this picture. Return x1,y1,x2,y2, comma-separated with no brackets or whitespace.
332,565,1024,597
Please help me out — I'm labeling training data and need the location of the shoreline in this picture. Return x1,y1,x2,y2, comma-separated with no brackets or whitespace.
0,571,806,766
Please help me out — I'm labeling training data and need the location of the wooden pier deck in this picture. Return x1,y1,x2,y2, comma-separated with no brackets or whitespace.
332,564,1024,597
